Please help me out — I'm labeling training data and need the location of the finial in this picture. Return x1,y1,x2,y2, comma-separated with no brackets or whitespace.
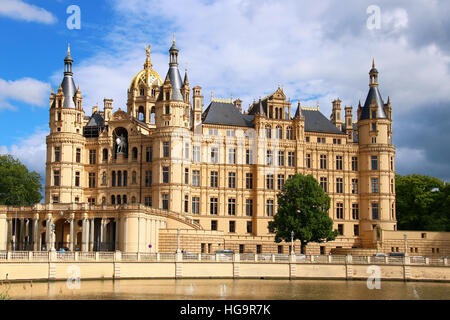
67,43,71,55
185,62,188,72
146,45,151,58
173,33,176,44
51,87,54,94
144,44,152,69
211,91,213,100
372,58,375,69
231,93,233,101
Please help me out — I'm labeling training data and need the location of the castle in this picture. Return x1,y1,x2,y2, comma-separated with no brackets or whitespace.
0,39,448,256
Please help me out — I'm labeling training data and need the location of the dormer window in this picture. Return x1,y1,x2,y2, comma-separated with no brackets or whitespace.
140,88,145,96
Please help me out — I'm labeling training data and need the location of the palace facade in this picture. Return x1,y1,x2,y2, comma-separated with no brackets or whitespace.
0,39,449,256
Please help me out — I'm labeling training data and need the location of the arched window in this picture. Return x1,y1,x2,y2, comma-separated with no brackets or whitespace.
117,195,122,205
138,106,145,122
123,195,127,204
140,88,145,96
275,108,279,119
102,197,106,205
132,171,137,184
112,171,116,187
131,196,136,204
286,126,293,140
276,126,282,139
150,107,156,124
111,195,115,205
132,147,138,160
265,125,272,139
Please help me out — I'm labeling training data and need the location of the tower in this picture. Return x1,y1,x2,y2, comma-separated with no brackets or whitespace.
192,86,203,129
330,98,343,131
357,60,396,241
344,106,353,142
46,44,85,204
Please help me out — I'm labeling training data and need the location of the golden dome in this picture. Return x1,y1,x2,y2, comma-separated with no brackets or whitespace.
130,45,163,90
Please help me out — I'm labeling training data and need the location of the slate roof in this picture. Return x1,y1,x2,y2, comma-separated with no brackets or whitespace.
86,112,104,127
360,86,387,120
165,66,184,101
202,101,254,127
302,109,345,135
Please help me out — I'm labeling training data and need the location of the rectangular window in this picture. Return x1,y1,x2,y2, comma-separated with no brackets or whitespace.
266,174,274,190
184,195,189,213
371,178,379,193
162,167,169,184
266,150,273,166
192,170,200,186
54,170,60,187
288,152,295,167
247,221,252,233
117,171,122,187
163,142,170,158
277,174,285,190
123,171,128,187
192,197,200,214
228,172,236,188
145,170,152,187
210,171,218,188
184,143,190,160
306,154,311,168
76,148,81,163
75,172,80,187
211,220,217,231
52,195,59,204
354,224,359,236
338,224,344,236
257,245,262,254
209,128,218,136
320,177,327,193
390,157,394,171
336,203,344,219
229,221,236,233
352,204,359,220
228,198,236,216
185,168,189,185
266,199,274,216
228,148,236,164
193,146,200,162
336,178,343,193
89,150,96,164
352,179,359,194
226,129,235,137
278,151,285,166
320,154,327,169
372,203,379,220
239,244,245,253
210,198,218,215
88,172,96,188
54,147,61,162
246,173,253,189
246,149,253,165
371,155,378,170
336,155,343,170
146,147,153,162
352,156,358,171
144,196,152,207
162,193,169,210
245,199,253,216
210,147,218,163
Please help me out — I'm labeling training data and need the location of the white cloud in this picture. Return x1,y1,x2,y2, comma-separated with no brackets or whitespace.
0,128,48,177
0,0,57,24
0,77,51,110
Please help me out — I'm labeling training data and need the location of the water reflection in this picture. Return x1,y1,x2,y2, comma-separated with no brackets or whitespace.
1,279,449,300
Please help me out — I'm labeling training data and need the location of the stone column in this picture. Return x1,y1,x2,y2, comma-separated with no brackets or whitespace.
123,217,127,252
19,218,24,250
99,218,105,251
81,218,87,252
89,219,94,252
69,218,75,252
25,219,30,250
115,217,120,251
46,217,52,251
33,218,39,251
85,217,90,252
7,219,13,251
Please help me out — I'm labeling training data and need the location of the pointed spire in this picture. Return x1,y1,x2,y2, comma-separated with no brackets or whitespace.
387,96,390,104
372,58,375,69
294,99,302,118
255,98,265,116
68,43,71,56
183,62,189,86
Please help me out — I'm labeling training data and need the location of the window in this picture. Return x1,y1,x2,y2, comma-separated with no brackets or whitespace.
266,150,273,166
320,154,327,169
75,172,80,187
317,137,325,143
209,128,218,136
192,170,200,186
226,129,235,137
184,168,189,185
306,136,310,143
305,154,311,168
228,148,236,164
246,173,253,189
163,142,170,158
88,172,96,188
390,157,394,171
336,156,343,170
266,199,274,216
165,105,170,114
210,147,219,163
193,146,200,162
352,204,359,219
265,126,272,139
338,224,344,236
277,174,285,190
184,143,189,160
352,179,359,194
144,196,152,207
112,171,116,187
211,220,217,231
336,203,344,219
228,198,236,215
192,197,200,214
132,147,138,160
354,225,360,236
257,245,262,254
276,126,282,139
320,177,327,193
162,167,169,184
278,245,283,254
246,199,253,216
54,170,60,187
111,195,116,205
89,150,96,164
123,195,127,204
336,178,343,193
184,195,189,213
372,203,379,220
286,127,293,140
210,198,218,215
352,157,358,171
76,148,81,163
229,221,236,233
278,151,285,166
123,171,127,187
247,221,252,233
103,148,108,162
228,172,236,188
145,170,152,187
239,244,245,253
54,147,61,162
333,138,342,145
390,179,394,193
371,178,379,193
146,147,153,162
371,156,378,170
372,122,377,131
372,137,377,143
246,149,253,165
391,203,395,220
266,174,274,190
162,194,169,210
117,171,122,187
210,171,218,188
288,152,295,167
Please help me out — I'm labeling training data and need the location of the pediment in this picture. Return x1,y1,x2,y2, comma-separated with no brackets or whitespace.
112,108,129,121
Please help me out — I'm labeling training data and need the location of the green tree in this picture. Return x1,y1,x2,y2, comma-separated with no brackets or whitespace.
0,155,42,206
268,174,338,254
395,174,448,231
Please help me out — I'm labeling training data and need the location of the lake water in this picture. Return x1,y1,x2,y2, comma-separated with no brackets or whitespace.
2,279,449,300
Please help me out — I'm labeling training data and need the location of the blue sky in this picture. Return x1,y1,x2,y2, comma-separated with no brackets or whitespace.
1,0,450,183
